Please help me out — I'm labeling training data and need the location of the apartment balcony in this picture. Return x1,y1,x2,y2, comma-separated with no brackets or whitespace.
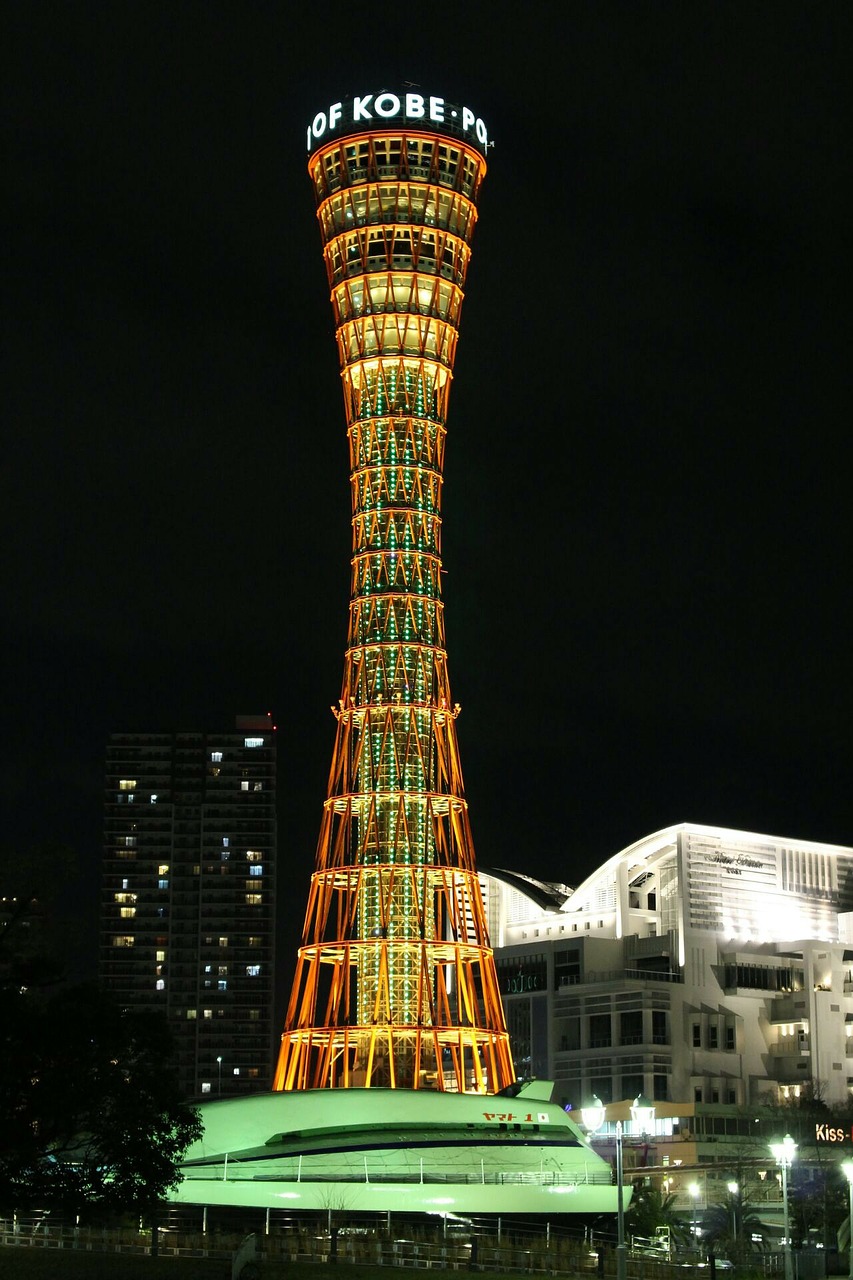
769,997,809,1023
770,1039,810,1056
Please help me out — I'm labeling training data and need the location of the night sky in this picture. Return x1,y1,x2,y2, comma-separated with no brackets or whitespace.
4,3,850,983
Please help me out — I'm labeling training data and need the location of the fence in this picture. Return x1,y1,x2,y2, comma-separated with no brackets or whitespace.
0,1216,802,1277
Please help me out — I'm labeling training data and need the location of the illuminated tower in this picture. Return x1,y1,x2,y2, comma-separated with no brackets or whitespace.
274,91,514,1095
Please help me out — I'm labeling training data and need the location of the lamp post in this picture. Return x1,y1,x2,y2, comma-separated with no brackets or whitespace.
615,1120,627,1280
581,1098,615,1277
689,1182,700,1252
770,1134,796,1280
727,1181,739,1243
216,1055,223,1096
841,1161,853,1280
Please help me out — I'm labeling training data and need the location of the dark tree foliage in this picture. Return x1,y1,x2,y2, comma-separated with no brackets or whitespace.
624,1184,692,1250
0,984,202,1215
0,842,78,990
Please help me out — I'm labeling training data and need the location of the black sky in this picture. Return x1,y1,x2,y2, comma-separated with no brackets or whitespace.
3,2,850,978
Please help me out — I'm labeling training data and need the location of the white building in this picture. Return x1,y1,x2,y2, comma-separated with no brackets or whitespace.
482,823,853,1112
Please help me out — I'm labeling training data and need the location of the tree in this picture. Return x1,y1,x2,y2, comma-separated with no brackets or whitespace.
0,983,202,1217
625,1183,692,1251
703,1189,768,1263
0,842,78,991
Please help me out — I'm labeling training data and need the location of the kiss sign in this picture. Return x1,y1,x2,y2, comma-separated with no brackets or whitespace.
814,1123,853,1144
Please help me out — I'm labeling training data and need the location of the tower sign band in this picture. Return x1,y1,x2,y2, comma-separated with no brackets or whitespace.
306,93,489,151
275,92,513,1094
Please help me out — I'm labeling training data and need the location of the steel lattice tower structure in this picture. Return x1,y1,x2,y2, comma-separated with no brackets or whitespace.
274,92,514,1094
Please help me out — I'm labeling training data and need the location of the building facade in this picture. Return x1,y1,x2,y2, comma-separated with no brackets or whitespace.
99,714,276,1099
483,823,853,1112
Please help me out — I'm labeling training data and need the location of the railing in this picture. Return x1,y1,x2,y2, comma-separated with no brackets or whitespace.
180,1162,613,1186
0,1220,789,1277
558,969,684,987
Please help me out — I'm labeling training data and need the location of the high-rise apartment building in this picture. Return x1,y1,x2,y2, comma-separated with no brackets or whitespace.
99,714,276,1099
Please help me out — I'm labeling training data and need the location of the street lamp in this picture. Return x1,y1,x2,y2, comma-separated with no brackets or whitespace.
615,1120,627,1280
581,1095,606,1137
689,1182,701,1250
841,1161,853,1280
631,1093,656,1134
216,1055,223,1095
727,1182,739,1242
770,1134,796,1280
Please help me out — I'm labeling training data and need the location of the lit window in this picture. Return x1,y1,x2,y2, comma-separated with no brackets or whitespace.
245,893,262,905
248,936,261,946
209,766,221,777
253,782,263,792
201,1082,211,1094
117,849,136,860
120,907,136,918
119,779,137,791
218,980,227,991
218,965,228,975
244,737,264,748
211,751,223,763
249,865,263,877
158,878,169,890
158,864,169,875
193,865,200,875
221,851,230,862
150,794,158,804
114,892,136,904
248,1068,259,1079
124,836,137,847
222,837,230,848
187,1009,197,1020
241,781,250,791
248,1009,260,1021
126,794,134,804
246,964,261,977
218,936,228,947
122,879,129,890
155,979,165,991
204,964,212,974
232,1067,240,1076
204,980,212,988
203,1009,213,1019
112,935,135,947
246,850,262,862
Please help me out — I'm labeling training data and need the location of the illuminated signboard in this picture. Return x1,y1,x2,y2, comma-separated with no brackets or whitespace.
306,92,488,152
814,1123,853,1145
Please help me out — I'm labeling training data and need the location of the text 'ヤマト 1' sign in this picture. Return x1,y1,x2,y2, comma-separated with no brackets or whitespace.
815,1123,853,1144
307,93,488,151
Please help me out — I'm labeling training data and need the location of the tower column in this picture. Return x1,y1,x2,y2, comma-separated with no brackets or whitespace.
275,95,514,1094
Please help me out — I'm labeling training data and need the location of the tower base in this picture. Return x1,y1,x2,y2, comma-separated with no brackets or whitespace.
172,1080,624,1216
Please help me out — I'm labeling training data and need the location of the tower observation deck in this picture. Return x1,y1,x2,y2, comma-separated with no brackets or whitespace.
274,92,514,1094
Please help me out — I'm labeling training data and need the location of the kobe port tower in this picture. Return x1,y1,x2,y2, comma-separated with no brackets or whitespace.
172,89,621,1220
